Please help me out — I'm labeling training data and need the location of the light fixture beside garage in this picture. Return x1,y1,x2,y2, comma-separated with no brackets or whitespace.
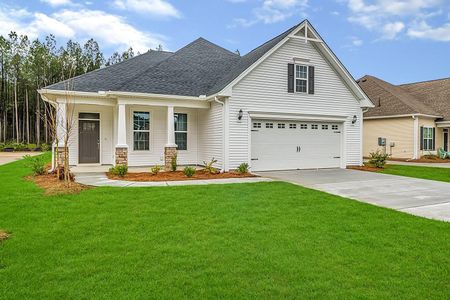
352,115,358,124
238,109,243,120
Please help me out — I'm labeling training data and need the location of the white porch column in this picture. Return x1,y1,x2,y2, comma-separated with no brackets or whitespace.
166,105,176,147
164,106,177,171
56,102,66,146
115,103,128,166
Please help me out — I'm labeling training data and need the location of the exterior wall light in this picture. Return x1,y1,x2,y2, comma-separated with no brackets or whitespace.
352,115,357,124
238,109,243,120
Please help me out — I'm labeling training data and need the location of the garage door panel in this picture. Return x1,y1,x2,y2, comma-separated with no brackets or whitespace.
251,120,342,171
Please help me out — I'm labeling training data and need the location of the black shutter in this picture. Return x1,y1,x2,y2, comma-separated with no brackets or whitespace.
432,127,436,150
420,126,424,150
308,66,315,94
288,63,294,93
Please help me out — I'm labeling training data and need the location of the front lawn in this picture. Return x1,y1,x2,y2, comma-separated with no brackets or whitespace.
0,156,449,299
380,164,450,183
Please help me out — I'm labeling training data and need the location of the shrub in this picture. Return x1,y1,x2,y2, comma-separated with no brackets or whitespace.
171,155,177,172
422,152,439,160
150,165,162,175
237,162,250,174
24,155,47,175
109,165,128,177
13,143,27,151
368,150,390,168
203,158,218,174
183,166,196,178
27,143,37,151
40,143,50,152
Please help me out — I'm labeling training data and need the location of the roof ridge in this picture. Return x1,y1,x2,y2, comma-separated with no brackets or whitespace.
195,37,240,57
398,77,450,86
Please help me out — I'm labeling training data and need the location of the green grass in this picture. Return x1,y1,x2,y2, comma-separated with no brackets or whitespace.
0,154,449,299
380,164,450,183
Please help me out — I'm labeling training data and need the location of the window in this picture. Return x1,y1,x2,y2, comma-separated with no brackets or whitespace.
133,112,150,151
174,113,187,150
266,123,273,128
278,123,285,129
322,124,328,130
300,124,307,129
253,122,261,128
295,65,308,93
289,124,297,129
332,125,338,130
311,124,318,130
423,127,434,151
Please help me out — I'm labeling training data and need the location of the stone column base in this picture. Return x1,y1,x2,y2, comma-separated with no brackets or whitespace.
164,146,178,171
115,147,128,166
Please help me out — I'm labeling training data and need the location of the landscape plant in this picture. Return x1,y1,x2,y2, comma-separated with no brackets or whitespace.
237,162,250,174
368,150,390,168
203,158,218,174
24,154,47,175
109,165,128,177
171,155,177,172
183,166,196,177
150,165,162,175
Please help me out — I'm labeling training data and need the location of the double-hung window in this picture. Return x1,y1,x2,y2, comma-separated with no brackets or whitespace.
295,65,308,93
423,127,434,151
174,113,187,150
133,111,150,151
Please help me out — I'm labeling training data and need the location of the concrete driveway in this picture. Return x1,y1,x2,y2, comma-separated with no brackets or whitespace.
0,152,41,165
258,169,450,222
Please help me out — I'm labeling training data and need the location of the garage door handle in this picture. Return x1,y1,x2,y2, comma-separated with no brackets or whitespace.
251,158,258,161
296,146,301,152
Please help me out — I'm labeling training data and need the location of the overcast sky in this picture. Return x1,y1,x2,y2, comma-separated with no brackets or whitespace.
1,0,449,83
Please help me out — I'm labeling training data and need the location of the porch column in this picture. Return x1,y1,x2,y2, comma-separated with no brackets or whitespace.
55,102,67,167
115,103,128,166
164,106,177,171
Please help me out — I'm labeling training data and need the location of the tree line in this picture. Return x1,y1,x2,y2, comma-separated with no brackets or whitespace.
0,31,140,147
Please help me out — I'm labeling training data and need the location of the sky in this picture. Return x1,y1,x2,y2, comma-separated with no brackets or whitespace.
0,0,449,84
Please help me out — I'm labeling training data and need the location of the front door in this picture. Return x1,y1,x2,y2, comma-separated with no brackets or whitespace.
444,130,448,152
79,119,100,163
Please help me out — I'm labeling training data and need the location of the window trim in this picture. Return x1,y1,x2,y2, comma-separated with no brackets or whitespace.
295,64,308,93
174,112,188,151
422,126,434,151
131,109,152,152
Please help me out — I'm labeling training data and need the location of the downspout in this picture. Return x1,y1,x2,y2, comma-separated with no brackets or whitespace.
213,96,226,172
412,115,419,159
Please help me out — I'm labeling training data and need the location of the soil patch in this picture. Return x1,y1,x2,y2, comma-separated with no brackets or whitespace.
27,173,90,195
107,170,256,182
348,165,383,172
389,157,450,163
0,230,9,241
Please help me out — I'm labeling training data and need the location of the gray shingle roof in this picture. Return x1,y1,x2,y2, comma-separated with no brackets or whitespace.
45,50,173,92
358,75,442,118
44,21,303,97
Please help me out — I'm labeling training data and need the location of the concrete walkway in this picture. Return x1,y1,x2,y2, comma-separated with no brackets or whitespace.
387,161,450,168
74,172,272,187
0,152,41,165
258,169,450,222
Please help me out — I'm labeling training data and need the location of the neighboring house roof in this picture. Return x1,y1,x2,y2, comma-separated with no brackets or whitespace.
358,75,446,119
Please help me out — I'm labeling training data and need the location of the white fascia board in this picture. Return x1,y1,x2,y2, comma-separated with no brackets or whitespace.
117,97,209,109
107,91,216,101
364,114,442,120
38,89,108,98
248,111,348,122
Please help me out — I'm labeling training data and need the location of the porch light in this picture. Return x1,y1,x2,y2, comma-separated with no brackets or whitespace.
352,115,358,124
238,109,243,120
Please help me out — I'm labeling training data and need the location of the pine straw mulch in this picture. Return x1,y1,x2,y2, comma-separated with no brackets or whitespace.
27,173,90,196
388,157,450,163
348,165,384,172
107,170,256,182
0,230,10,242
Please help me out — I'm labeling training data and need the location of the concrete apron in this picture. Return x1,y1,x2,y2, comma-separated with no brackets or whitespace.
257,169,450,222
74,172,272,187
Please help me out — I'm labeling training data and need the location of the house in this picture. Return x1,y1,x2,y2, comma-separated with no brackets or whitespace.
358,75,450,159
38,20,373,172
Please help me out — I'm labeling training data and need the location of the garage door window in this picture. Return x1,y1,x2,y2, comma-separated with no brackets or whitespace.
278,123,285,129
253,122,261,128
266,123,273,128
322,125,328,130
289,124,296,129
300,124,307,129
332,125,338,130
311,124,318,129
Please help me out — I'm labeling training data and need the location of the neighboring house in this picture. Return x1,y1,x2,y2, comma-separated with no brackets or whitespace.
359,75,450,159
38,20,373,172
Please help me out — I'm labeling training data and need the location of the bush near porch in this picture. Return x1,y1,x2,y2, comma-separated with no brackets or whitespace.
0,155,449,299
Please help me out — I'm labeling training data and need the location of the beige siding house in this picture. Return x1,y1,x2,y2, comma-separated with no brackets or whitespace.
359,76,450,159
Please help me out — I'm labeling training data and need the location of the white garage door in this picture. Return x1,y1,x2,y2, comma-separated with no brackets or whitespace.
251,120,342,171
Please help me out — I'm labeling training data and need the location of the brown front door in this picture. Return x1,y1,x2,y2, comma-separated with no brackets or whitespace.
79,119,100,163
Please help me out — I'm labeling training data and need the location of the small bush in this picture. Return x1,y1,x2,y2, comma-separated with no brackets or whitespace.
40,143,50,152
13,143,27,151
24,155,47,175
150,165,162,175
203,158,218,174
422,152,439,160
237,163,250,174
368,150,390,168
27,143,37,151
171,155,177,172
109,165,128,177
183,166,196,178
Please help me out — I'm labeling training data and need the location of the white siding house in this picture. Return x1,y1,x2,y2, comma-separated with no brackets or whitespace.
39,20,373,172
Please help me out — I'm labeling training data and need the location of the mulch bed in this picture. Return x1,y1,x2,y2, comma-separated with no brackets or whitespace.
27,173,90,195
388,157,450,163
348,165,383,172
0,230,9,242
107,170,256,182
